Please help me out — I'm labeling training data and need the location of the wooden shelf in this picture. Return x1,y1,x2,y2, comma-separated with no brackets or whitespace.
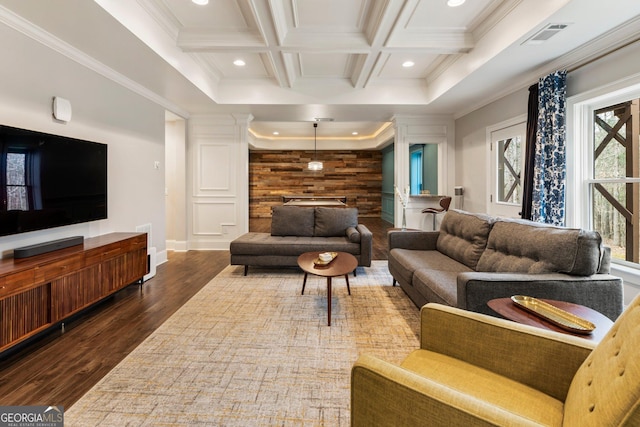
0,232,148,353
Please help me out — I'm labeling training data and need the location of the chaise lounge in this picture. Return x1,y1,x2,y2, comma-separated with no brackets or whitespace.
230,206,373,275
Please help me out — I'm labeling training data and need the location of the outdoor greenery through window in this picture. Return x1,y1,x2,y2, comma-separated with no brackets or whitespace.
592,100,640,264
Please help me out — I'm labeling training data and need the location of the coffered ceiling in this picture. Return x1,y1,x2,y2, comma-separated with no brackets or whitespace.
2,0,640,148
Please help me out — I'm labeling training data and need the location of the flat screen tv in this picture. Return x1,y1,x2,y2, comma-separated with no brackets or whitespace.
0,124,107,237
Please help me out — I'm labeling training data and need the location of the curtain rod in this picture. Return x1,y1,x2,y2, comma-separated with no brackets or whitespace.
566,36,640,74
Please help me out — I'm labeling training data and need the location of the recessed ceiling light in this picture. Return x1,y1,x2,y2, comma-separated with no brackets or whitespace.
233,59,246,67
352,132,359,135
272,131,279,135
402,61,415,68
447,0,465,7
192,0,209,5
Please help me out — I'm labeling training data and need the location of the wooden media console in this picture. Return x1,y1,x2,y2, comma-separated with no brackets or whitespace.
0,232,148,353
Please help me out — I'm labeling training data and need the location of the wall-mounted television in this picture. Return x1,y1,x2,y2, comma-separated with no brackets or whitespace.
0,124,107,237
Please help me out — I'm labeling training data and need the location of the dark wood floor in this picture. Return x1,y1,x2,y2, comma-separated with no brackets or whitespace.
0,217,393,409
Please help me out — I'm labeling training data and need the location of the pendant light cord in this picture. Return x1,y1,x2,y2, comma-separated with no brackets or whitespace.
314,122,318,161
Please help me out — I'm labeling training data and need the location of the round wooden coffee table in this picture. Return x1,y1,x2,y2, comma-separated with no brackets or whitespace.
297,251,358,326
488,297,614,342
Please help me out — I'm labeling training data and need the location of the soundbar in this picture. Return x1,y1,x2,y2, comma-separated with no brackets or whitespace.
14,236,84,259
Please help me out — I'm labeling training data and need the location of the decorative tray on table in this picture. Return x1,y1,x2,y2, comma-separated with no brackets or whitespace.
511,295,596,334
313,252,338,267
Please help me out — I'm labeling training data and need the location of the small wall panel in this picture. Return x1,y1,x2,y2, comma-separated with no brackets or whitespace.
196,144,231,193
193,201,237,235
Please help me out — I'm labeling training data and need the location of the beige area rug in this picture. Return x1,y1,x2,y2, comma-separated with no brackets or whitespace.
65,261,420,426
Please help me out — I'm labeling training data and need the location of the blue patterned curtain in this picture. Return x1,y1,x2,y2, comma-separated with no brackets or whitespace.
532,70,567,225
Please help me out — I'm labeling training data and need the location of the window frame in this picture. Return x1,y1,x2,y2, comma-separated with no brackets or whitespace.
568,72,640,276
485,115,526,218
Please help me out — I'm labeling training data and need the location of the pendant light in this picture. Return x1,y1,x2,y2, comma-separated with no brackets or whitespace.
308,122,323,171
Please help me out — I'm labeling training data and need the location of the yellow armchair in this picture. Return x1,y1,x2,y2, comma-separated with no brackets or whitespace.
351,295,640,426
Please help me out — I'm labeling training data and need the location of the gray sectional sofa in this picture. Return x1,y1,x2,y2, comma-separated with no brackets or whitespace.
230,206,372,275
388,209,624,321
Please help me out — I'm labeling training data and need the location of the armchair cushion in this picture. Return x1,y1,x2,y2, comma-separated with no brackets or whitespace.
353,353,563,427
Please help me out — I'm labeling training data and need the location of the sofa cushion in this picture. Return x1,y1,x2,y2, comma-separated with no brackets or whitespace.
436,210,494,270
271,206,314,237
388,249,472,292
476,219,604,275
412,269,464,306
314,207,358,237
231,232,360,256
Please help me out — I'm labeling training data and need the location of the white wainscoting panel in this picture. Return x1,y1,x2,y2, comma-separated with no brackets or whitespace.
187,114,251,250
196,144,232,193
193,200,237,236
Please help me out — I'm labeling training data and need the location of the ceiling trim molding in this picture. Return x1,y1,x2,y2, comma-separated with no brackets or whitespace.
177,28,267,52
386,30,474,52
136,0,181,40
453,16,640,119
281,31,371,52
0,4,190,118
191,54,224,82
470,0,523,41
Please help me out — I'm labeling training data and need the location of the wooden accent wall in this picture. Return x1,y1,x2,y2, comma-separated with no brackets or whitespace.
249,150,382,218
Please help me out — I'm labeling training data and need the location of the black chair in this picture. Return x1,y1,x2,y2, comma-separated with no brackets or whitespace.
421,196,452,230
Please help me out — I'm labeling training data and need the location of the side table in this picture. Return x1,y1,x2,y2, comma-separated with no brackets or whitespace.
297,251,358,326
488,297,614,342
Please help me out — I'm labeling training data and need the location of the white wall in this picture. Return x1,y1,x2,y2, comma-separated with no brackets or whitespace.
455,90,528,213
0,18,167,264
165,117,187,251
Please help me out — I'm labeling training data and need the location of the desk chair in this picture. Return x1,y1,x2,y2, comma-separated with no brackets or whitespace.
421,196,452,230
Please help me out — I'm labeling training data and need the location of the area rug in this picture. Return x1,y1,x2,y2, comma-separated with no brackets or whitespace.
65,261,420,426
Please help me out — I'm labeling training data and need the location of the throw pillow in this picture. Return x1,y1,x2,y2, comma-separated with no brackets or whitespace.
314,207,358,237
270,206,315,236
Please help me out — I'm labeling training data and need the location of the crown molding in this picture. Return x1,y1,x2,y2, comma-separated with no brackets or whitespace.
0,4,190,118
453,16,640,119
136,0,181,40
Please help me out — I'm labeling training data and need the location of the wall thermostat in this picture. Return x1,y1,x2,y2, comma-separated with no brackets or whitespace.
52,96,72,122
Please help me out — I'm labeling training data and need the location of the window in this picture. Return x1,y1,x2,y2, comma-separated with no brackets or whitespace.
497,135,523,204
487,118,526,218
6,152,28,210
591,100,639,264
569,75,640,272
410,148,423,195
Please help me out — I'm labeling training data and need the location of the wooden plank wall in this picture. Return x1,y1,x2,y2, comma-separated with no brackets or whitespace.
249,150,382,218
